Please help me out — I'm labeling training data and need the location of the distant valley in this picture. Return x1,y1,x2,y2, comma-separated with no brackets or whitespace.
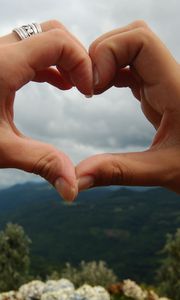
0,182,180,284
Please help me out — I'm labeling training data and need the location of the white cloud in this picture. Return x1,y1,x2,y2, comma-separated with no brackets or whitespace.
0,0,179,187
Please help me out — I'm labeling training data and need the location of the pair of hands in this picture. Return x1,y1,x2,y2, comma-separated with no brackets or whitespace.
0,19,180,201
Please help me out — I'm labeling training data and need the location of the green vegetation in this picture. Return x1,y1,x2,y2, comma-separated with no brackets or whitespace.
0,183,180,285
0,217,179,298
0,223,31,291
49,260,117,288
157,228,180,299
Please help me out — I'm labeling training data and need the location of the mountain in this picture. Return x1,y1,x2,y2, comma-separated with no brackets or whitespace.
0,182,180,284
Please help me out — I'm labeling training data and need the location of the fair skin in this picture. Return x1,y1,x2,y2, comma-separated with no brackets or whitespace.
0,20,93,201
77,20,180,194
0,20,180,200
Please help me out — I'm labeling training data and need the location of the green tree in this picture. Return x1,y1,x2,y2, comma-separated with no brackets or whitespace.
0,223,31,291
157,228,180,299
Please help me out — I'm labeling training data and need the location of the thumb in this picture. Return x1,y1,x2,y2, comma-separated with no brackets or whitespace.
76,150,174,191
1,134,77,202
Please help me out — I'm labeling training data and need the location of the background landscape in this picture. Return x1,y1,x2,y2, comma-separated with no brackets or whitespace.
0,183,179,285
0,1,180,297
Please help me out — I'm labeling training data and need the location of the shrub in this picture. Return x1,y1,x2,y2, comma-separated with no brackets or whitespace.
0,223,31,291
49,260,118,288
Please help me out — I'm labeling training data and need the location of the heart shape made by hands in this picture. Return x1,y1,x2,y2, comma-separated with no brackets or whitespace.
0,19,180,199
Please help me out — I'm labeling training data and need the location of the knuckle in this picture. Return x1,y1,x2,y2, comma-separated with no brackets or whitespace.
109,159,124,185
96,41,106,52
135,26,153,45
96,154,133,186
90,39,107,56
110,155,133,185
130,19,149,29
47,28,68,48
33,148,63,184
47,19,64,30
91,41,106,58
49,28,65,39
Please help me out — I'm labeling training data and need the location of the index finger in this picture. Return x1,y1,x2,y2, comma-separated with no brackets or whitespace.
90,21,177,92
0,19,86,51
2,27,93,95
0,20,93,95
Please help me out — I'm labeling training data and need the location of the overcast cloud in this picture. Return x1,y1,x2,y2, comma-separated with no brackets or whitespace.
0,0,179,187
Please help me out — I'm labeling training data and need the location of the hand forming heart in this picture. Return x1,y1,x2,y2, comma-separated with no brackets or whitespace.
0,20,180,201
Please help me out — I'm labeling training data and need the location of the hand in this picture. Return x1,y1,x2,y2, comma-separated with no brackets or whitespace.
76,20,180,194
0,20,93,201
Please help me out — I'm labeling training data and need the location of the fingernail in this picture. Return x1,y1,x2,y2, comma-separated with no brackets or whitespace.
93,66,99,86
78,176,94,192
85,94,93,99
55,178,77,202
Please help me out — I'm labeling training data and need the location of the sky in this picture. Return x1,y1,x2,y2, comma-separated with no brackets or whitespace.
0,0,179,188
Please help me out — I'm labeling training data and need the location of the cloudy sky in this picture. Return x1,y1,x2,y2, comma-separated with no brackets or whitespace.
0,0,179,188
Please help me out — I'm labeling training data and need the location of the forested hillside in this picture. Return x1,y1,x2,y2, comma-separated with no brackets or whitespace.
0,182,179,284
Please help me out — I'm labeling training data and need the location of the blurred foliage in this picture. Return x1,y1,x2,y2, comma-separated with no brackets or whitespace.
48,260,118,288
0,183,180,287
157,228,180,299
0,223,31,292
